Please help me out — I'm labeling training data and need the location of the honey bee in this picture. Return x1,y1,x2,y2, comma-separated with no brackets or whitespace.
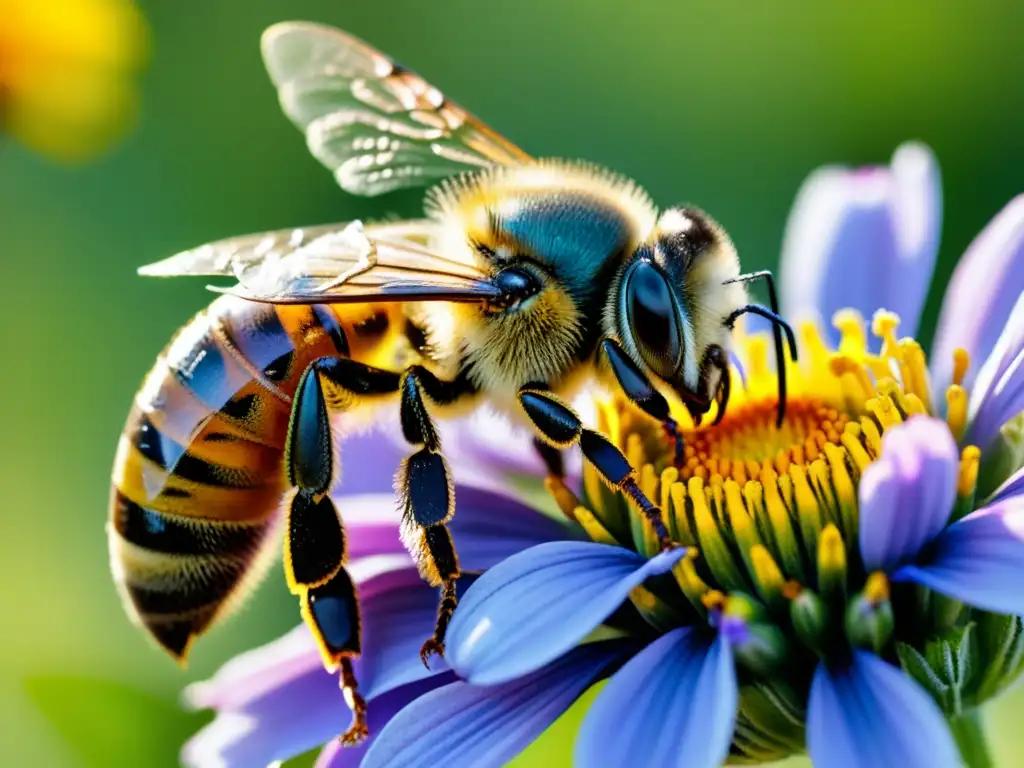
108,21,797,744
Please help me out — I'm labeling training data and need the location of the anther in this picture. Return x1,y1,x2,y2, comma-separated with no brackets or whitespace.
953,347,971,387
871,309,901,356
946,385,968,441
832,309,867,356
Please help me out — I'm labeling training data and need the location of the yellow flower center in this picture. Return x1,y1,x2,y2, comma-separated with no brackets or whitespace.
678,397,850,483
549,308,982,643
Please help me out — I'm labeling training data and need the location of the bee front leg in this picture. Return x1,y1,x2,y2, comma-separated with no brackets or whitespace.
393,366,475,665
519,384,675,550
284,357,401,746
599,338,686,468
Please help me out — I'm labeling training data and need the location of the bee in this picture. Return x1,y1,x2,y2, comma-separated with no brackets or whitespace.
108,21,797,744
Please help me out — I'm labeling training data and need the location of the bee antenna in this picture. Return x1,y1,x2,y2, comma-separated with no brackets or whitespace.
722,275,797,427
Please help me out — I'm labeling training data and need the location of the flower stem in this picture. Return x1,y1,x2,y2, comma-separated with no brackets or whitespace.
948,711,994,768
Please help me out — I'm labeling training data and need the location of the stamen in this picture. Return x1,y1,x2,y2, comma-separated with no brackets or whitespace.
958,446,981,498
830,354,876,403
953,347,971,387
573,504,618,545
743,336,774,398
817,524,848,605
673,549,711,614
702,589,728,613
544,476,579,520
841,423,873,472
690,476,746,593
749,545,786,610
799,319,831,373
762,467,806,582
789,465,823,558
863,571,890,604
946,385,968,441
871,310,902,358
898,340,932,412
833,309,868,356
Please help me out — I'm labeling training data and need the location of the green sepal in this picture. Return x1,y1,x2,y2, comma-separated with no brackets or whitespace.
730,712,797,764
928,592,965,634
897,642,952,710
975,413,1024,501
968,611,1024,705
897,624,977,715
732,622,790,676
789,588,831,657
844,592,894,653
736,681,806,753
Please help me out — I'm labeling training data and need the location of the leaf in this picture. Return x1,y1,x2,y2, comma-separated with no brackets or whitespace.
24,675,207,768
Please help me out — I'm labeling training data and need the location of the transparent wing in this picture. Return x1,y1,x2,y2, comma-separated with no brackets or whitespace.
139,220,500,305
261,21,531,196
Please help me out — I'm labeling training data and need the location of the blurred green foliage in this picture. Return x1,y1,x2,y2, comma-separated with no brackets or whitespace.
2,0,1023,764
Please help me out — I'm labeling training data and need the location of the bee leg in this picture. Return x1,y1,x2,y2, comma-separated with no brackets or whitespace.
704,345,732,426
600,338,685,468
284,358,401,745
519,385,675,550
533,438,581,521
394,366,475,665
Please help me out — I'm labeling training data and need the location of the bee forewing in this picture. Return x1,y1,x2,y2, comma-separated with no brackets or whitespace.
260,21,531,196
209,227,500,304
138,223,350,277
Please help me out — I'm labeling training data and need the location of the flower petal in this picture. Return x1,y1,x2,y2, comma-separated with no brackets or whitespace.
989,465,1024,505
361,640,634,768
575,628,737,768
184,676,448,768
446,541,687,684
344,485,576,566
859,416,959,571
336,428,407,495
780,143,941,345
895,497,1024,615
807,651,957,768
965,293,1024,452
182,567,454,766
931,195,1024,393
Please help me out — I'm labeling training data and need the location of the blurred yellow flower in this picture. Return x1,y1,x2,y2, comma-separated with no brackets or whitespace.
0,0,147,161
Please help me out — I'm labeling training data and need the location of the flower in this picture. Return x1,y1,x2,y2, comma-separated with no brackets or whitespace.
183,141,1024,768
0,0,147,161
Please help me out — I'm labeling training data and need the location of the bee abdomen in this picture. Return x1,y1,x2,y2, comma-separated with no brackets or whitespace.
109,489,277,660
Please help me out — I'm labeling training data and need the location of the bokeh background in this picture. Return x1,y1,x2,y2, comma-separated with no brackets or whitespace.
2,0,1023,765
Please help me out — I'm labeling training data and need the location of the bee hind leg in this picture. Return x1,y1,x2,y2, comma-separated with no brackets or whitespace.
599,338,686,468
393,366,475,665
283,358,402,745
519,383,675,551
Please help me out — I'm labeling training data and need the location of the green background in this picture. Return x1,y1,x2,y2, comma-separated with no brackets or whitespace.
2,0,1024,765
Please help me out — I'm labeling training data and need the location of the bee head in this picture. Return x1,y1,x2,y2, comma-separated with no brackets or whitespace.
614,205,738,399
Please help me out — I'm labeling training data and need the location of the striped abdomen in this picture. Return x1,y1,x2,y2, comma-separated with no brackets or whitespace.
109,294,400,661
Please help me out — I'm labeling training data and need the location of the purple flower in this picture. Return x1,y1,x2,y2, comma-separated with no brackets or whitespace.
184,142,1024,768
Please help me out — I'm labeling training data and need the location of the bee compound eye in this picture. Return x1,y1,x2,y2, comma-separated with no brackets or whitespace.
624,260,682,379
491,267,540,309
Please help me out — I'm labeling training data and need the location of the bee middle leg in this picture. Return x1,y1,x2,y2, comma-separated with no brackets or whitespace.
393,366,476,664
284,357,402,745
518,383,674,550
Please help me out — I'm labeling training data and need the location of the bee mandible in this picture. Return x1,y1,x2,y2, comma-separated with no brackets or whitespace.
108,21,797,745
